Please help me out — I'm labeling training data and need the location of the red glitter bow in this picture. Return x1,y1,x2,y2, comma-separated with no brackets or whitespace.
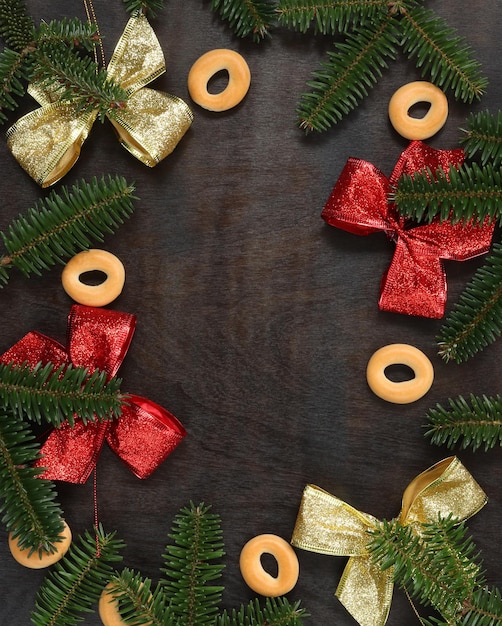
0,305,186,483
321,141,495,318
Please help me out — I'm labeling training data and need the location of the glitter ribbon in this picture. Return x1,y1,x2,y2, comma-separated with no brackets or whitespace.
0,305,186,483
6,11,193,187
291,456,487,626
321,141,495,318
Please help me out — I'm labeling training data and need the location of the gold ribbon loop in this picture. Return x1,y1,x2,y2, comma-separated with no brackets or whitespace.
7,11,193,187
291,457,487,626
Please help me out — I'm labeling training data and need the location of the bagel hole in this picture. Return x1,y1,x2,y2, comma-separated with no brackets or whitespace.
78,270,107,286
407,101,431,119
384,364,415,382
260,553,278,578
207,69,230,94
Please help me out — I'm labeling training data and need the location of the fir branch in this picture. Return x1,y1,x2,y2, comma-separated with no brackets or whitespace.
210,0,277,41
216,597,309,625
0,0,35,51
122,0,165,18
0,409,65,554
297,15,399,132
461,586,502,626
460,110,502,167
0,175,136,287
106,568,174,625
276,0,390,36
391,163,502,226
436,242,502,363
31,45,128,122
0,360,125,427
368,515,485,622
425,394,502,452
31,525,124,626
399,5,487,102
0,46,34,124
160,502,226,626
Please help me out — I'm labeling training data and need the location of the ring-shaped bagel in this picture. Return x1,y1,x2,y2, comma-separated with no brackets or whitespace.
62,249,125,307
366,343,434,404
9,520,72,568
99,582,153,626
188,49,251,112
239,534,299,597
388,81,448,140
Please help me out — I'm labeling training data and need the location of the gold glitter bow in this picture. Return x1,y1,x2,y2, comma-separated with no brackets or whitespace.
291,457,487,626
6,11,193,187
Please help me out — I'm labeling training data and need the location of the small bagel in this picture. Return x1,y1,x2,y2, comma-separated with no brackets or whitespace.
239,534,299,597
366,343,434,404
9,520,72,568
388,81,448,140
188,49,251,112
62,249,125,307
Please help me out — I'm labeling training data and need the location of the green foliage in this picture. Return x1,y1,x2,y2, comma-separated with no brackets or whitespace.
460,110,502,167
31,525,124,626
0,47,34,123
0,408,65,554
399,5,487,102
31,45,128,122
0,0,34,50
391,163,502,226
0,360,125,427
106,502,308,625
297,16,399,132
368,515,487,623
436,242,502,363
0,174,136,287
425,394,502,452
276,0,391,35
122,0,165,18
210,0,277,41
216,597,308,625
160,502,226,624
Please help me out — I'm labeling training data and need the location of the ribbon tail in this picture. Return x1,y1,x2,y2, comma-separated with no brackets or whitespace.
7,103,96,187
108,88,192,166
379,238,446,318
106,394,186,478
34,420,108,484
337,556,394,626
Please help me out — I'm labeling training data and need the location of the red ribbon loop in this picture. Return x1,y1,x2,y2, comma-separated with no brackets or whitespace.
0,305,186,483
321,141,495,318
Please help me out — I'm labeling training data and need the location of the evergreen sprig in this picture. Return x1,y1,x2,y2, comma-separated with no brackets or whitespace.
272,0,486,132
399,5,487,102
105,568,172,625
275,0,390,35
0,408,65,555
0,360,125,427
0,8,101,124
216,597,308,625
0,0,34,51
122,0,165,18
391,162,502,226
460,110,502,167
368,515,487,623
31,525,124,626
436,242,502,363
425,393,502,452
296,16,399,132
0,174,136,287
160,502,226,625
210,0,277,41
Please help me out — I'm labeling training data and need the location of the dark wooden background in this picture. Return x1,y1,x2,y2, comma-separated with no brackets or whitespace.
0,0,501,623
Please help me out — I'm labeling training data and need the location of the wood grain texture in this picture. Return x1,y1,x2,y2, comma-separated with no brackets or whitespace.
0,1,501,624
